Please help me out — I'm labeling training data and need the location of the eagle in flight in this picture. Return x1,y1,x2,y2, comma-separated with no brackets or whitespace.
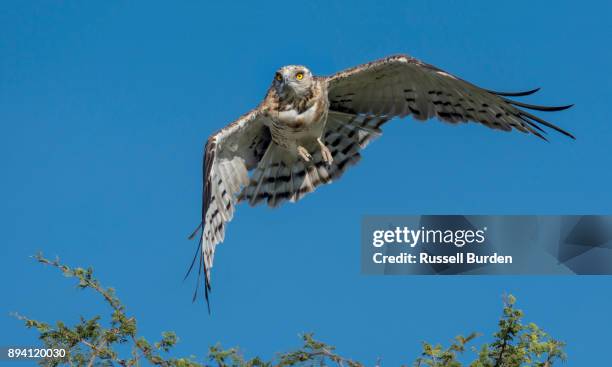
187,54,573,308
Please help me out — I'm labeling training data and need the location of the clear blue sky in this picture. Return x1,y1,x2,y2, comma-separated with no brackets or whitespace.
1,1,611,366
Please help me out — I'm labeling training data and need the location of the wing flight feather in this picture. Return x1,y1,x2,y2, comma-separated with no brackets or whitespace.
326,54,574,139
188,108,271,310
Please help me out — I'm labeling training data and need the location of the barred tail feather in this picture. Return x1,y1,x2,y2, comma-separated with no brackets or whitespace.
239,119,380,208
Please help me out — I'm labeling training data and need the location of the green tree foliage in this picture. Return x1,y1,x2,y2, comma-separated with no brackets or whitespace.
15,254,566,367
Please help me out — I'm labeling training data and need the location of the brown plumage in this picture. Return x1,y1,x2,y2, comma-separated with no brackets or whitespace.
187,54,574,310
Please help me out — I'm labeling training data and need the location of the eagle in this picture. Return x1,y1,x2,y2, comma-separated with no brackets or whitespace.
186,54,573,308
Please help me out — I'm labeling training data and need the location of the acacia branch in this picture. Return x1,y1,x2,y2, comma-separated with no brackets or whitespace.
14,254,567,367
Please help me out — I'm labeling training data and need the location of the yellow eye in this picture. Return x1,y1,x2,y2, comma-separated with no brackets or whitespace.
275,74,282,81
296,72,304,80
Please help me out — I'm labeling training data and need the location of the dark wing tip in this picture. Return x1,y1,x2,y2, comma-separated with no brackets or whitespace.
494,90,574,138
205,282,211,315
185,228,213,313
506,99,574,112
533,130,550,142
520,110,576,140
184,232,202,281
188,223,202,240
487,87,541,97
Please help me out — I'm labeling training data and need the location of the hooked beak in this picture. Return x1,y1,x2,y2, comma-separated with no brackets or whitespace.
276,76,292,96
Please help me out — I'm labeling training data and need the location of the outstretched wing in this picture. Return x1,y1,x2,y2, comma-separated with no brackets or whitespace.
326,54,574,140
187,108,271,310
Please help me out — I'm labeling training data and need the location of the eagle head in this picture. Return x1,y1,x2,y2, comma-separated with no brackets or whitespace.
273,65,313,99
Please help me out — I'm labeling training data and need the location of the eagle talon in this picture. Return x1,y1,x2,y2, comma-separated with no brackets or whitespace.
317,138,334,165
297,146,312,162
